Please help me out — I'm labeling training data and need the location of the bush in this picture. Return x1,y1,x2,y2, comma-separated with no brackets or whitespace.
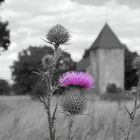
100,83,132,101
11,46,76,95
0,79,10,95
106,83,121,94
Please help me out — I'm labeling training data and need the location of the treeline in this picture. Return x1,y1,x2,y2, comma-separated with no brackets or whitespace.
0,45,138,96
10,45,76,96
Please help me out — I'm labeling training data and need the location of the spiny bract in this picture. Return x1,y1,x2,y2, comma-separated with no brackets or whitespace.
42,54,54,69
61,87,87,115
47,24,70,45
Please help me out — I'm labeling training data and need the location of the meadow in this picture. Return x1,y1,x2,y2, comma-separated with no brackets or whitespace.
0,95,140,140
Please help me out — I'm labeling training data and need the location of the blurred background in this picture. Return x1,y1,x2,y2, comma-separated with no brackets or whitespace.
0,0,140,140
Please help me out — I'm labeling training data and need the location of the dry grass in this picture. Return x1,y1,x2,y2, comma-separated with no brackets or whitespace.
0,95,140,140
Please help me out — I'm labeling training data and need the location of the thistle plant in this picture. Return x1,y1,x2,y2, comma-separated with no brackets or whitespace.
59,71,94,140
31,24,95,140
121,56,140,140
34,24,70,140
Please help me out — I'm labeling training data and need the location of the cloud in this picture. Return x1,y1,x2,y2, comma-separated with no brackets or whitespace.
3,0,76,15
71,0,109,6
71,0,140,8
117,0,140,8
0,52,18,83
0,0,140,82
9,42,18,50
0,9,31,20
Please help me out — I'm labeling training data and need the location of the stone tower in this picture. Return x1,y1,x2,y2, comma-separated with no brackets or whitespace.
77,23,125,94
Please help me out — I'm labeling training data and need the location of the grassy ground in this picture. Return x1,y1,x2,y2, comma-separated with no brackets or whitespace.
0,95,140,140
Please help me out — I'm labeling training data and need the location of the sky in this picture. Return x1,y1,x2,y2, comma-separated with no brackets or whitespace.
0,0,140,83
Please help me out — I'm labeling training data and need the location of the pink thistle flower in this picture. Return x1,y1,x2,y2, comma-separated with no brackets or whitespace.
59,71,95,90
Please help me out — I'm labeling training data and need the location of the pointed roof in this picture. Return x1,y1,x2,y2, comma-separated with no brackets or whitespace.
90,23,124,50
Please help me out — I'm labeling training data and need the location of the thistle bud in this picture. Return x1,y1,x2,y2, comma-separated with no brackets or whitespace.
47,24,70,46
59,71,94,115
42,54,54,68
61,87,87,115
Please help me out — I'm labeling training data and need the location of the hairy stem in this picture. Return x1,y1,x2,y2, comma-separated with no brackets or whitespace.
44,44,60,140
43,98,54,140
68,116,74,140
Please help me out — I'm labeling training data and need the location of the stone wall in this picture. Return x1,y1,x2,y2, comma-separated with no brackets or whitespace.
90,48,124,94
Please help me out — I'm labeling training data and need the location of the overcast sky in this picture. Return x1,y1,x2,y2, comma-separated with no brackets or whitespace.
0,0,140,83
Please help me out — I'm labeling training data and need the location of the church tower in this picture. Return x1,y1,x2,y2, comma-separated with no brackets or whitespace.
89,23,125,94
77,23,125,94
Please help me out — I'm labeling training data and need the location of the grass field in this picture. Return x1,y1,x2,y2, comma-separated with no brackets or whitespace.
0,95,140,140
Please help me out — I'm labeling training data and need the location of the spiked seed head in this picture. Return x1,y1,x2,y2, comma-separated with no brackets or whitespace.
61,87,87,115
42,55,54,69
47,24,70,45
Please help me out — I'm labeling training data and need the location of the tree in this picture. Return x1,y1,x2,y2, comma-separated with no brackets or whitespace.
11,46,76,95
125,46,138,90
0,0,4,4
83,48,90,58
0,79,10,95
0,0,10,51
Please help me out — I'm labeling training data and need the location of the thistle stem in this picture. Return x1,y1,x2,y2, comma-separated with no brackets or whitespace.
43,44,60,140
43,98,54,140
67,115,74,140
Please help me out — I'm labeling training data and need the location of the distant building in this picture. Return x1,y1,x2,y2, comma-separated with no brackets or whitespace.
77,23,125,94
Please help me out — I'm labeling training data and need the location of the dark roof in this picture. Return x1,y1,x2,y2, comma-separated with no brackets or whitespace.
90,23,124,50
